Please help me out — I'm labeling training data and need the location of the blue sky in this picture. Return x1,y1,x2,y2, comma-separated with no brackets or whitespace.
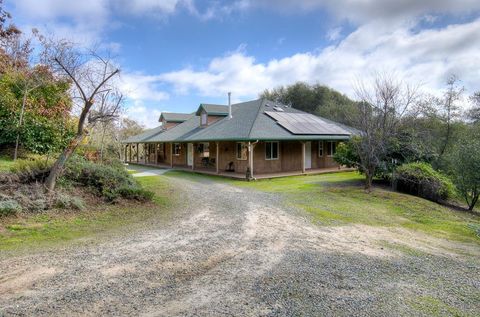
7,0,480,127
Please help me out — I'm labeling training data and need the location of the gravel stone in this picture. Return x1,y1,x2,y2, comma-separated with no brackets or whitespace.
0,174,479,316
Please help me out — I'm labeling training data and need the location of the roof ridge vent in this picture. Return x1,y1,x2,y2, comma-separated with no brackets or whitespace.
273,105,285,112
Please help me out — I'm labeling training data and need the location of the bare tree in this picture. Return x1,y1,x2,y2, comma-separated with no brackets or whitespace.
351,73,419,191
438,75,463,158
89,90,123,162
38,36,121,191
468,91,480,123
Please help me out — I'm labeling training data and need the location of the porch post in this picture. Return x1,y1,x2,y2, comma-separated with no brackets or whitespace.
136,143,139,163
129,144,132,162
145,144,148,164
301,141,306,173
192,143,195,170
144,144,147,164
146,144,149,164
147,144,151,164
123,145,127,163
248,141,254,179
216,141,219,174
154,143,158,165
170,143,173,168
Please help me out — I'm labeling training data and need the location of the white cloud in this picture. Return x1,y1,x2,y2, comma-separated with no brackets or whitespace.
119,72,169,102
232,0,480,23
158,18,480,99
125,101,163,128
326,27,342,41
113,0,191,17
11,0,190,46
13,0,109,21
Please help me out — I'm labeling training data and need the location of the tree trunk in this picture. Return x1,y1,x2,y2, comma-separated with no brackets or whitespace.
44,133,84,191
364,171,373,192
468,194,479,211
439,121,450,158
100,123,106,163
14,91,28,161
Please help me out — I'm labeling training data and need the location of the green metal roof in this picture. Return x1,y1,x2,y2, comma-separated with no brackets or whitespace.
124,98,358,144
146,115,201,143
195,104,228,116
159,112,193,122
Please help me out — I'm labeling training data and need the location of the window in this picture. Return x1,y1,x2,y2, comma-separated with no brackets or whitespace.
198,142,210,157
318,141,324,157
173,143,181,156
265,141,279,160
327,141,336,156
236,142,248,160
201,112,208,126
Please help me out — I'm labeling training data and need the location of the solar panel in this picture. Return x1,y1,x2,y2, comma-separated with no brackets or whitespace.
265,111,351,135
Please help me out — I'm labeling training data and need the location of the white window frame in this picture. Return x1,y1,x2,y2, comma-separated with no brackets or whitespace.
265,141,279,160
318,141,324,157
236,142,248,160
327,141,336,157
201,112,208,126
173,143,181,156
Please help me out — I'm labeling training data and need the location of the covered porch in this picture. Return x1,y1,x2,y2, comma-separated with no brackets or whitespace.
172,165,353,179
123,139,348,180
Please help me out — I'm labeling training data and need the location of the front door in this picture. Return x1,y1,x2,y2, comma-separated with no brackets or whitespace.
304,141,312,169
187,143,193,166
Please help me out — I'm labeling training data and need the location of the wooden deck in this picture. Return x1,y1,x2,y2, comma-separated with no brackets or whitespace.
126,161,354,180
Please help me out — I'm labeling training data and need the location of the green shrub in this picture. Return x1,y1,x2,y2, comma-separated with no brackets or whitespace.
334,141,359,168
30,199,48,211
55,194,85,210
10,158,53,182
62,156,153,202
394,162,455,202
118,186,154,202
0,199,22,216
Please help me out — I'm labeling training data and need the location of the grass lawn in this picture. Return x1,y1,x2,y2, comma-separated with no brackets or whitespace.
0,176,176,252
0,156,15,172
233,171,480,244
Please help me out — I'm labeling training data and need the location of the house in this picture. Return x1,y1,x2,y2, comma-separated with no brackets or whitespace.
122,98,357,179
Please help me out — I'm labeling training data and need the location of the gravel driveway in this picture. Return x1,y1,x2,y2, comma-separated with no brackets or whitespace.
1,174,479,316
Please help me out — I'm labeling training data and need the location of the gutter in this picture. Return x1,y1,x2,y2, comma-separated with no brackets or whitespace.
125,135,352,144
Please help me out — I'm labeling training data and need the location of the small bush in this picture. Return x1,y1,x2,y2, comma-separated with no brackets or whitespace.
30,199,48,211
55,194,85,210
0,199,22,216
394,162,455,202
63,156,152,202
10,158,53,182
118,186,154,202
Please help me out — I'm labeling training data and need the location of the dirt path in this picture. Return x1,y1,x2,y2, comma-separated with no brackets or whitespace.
0,175,479,316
